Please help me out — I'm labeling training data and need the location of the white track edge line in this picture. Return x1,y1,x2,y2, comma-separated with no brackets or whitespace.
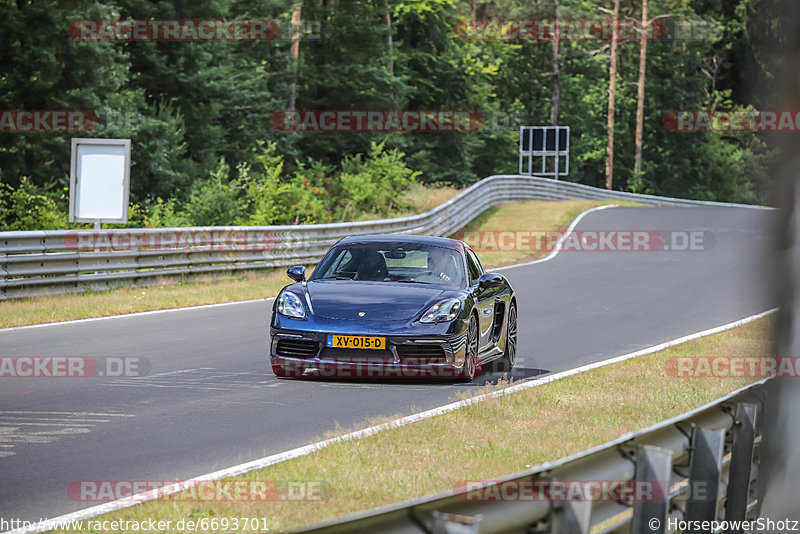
0,298,274,332
496,204,618,270
6,306,778,534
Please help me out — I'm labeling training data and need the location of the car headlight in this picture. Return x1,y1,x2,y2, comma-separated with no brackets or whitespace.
420,298,462,324
277,291,306,318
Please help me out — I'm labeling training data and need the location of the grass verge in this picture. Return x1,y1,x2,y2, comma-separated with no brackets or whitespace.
56,315,773,533
0,199,626,329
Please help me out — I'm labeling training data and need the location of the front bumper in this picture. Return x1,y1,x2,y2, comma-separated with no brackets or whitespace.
269,327,468,379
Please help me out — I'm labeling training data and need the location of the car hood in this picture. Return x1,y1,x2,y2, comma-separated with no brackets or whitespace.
305,280,454,321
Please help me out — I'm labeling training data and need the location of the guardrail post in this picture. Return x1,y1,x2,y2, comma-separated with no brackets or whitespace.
723,403,757,531
632,445,672,534
685,427,726,528
550,498,591,534
0,256,6,301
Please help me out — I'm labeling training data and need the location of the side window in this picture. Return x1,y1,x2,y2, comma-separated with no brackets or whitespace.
335,250,353,272
465,249,483,286
322,249,352,277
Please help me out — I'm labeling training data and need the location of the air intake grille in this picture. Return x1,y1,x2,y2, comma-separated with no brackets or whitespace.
396,345,447,362
275,339,319,358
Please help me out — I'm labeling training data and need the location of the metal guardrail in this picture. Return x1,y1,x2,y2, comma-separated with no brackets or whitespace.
0,175,769,300
296,379,767,534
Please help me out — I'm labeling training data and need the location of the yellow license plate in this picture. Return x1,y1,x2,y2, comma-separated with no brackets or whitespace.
326,335,386,350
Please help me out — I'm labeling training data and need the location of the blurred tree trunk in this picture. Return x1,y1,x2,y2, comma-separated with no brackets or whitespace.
287,1,302,111
384,0,393,77
549,0,562,175
633,0,649,188
605,0,621,190
550,0,561,126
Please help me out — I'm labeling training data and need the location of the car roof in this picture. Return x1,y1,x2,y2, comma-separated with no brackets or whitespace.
336,234,465,251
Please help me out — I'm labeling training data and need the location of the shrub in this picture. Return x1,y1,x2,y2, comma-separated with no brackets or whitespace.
143,198,189,228
338,141,421,217
0,177,69,231
183,158,248,227
285,160,337,224
238,141,293,225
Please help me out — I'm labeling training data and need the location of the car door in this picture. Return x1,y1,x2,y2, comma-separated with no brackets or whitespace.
466,248,497,353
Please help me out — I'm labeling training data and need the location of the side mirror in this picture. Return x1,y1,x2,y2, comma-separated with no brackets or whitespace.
478,272,504,289
287,265,306,282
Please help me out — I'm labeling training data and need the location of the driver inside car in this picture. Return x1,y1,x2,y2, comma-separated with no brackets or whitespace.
423,249,459,285
354,248,389,281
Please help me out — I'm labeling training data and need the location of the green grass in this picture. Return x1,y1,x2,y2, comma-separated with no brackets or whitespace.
0,270,298,329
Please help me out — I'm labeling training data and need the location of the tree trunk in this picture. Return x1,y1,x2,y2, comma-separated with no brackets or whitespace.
384,0,393,77
604,0,621,190
549,0,562,176
550,0,561,126
633,0,648,189
287,2,302,111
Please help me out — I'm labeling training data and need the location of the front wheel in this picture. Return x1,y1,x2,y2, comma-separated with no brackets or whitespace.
494,302,517,372
459,315,479,382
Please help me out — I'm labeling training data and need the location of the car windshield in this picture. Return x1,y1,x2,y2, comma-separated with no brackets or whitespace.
310,243,466,287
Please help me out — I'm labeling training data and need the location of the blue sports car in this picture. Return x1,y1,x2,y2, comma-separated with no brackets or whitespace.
269,234,517,381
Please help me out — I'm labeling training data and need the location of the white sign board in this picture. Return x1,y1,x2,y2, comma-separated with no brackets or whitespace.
69,138,131,224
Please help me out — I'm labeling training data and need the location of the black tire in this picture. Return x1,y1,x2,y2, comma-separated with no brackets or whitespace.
459,315,479,382
494,302,517,372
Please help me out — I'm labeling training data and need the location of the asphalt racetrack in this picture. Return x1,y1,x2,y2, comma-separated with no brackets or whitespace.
0,206,777,523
